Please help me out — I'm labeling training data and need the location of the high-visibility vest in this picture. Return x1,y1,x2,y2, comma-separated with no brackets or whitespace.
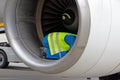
48,32,76,56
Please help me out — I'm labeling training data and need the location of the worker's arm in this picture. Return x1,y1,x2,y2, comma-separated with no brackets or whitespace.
42,35,49,48
65,35,76,48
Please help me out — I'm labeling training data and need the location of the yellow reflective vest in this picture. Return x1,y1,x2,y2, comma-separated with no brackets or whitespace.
48,32,76,56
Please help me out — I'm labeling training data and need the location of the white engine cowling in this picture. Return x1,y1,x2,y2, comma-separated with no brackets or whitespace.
5,0,120,77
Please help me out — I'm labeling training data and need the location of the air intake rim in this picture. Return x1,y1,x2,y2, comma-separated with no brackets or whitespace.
5,0,90,74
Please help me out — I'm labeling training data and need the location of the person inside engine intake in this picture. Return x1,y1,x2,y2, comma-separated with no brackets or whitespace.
42,32,76,60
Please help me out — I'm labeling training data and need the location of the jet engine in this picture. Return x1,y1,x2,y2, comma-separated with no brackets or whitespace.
5,0,120,78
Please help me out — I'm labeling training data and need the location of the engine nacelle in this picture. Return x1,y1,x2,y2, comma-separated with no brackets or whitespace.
5,0,120,77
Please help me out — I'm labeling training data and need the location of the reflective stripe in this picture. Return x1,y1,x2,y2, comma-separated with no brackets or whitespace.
56,33,62,58
49,33,56,55
53,33,59,54
49,33,62,57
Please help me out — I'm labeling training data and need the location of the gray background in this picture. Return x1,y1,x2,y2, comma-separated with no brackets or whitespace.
0,0,6,22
